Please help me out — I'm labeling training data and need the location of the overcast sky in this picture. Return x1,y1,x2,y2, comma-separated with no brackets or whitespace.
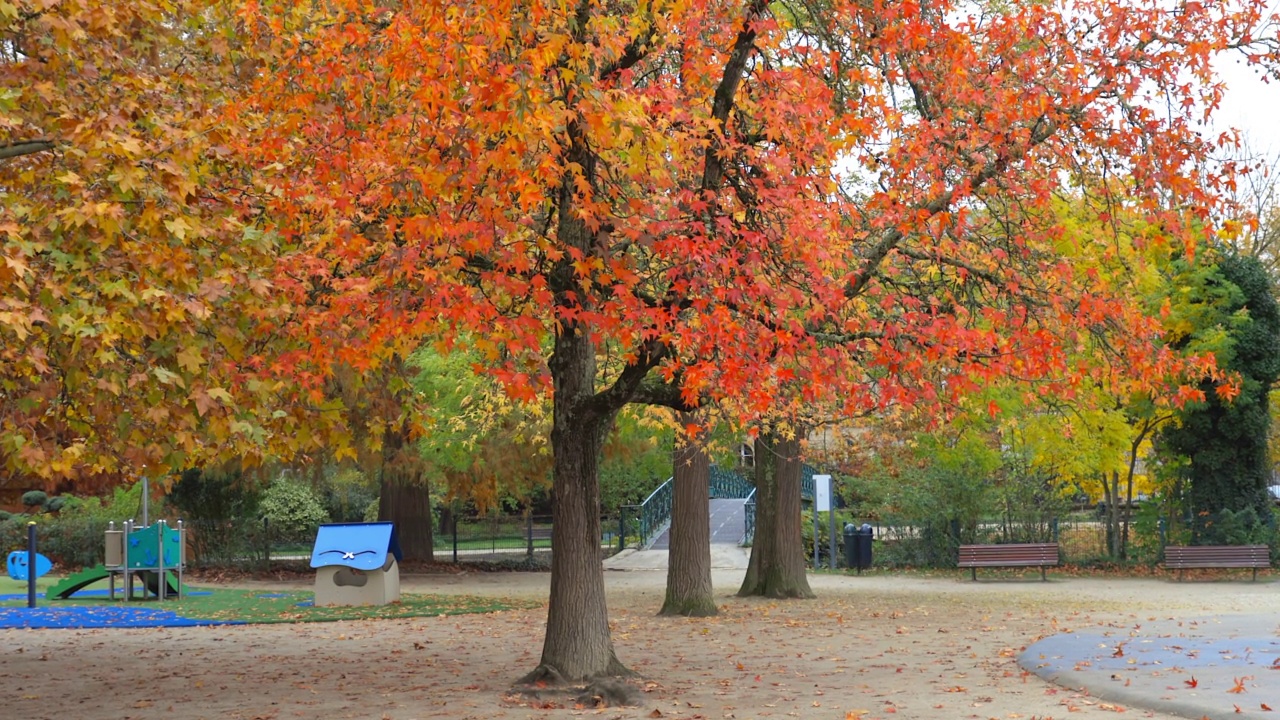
1213,52,1280,155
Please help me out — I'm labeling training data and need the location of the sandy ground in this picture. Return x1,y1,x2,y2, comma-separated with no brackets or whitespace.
1,563,1276,720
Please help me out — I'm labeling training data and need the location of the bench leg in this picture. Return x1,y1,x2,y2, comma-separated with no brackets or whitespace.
1040,566,1046,582
971,567,976,582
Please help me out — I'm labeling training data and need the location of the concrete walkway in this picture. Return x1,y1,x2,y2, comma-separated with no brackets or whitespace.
602,543,751,571
647,498,746,549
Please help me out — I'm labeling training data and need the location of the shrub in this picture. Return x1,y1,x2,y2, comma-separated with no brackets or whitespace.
169,467,260,522
258,476,329,544
21,490,48,510
38,516,111,568
0,515,28,553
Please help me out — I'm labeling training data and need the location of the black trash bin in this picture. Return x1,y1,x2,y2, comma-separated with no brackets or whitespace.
842,523,857,568
844,523,873,572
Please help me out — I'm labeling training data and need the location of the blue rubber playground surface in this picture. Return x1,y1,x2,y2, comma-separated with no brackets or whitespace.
0,605,242,628
0,589,238,629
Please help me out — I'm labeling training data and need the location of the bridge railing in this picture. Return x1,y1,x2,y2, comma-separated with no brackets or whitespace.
626,465,760,548
709,465,754,499
742,465,818,545
634,478,673,548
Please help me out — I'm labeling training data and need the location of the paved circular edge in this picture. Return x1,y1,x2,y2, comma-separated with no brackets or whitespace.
1021,613,1280,720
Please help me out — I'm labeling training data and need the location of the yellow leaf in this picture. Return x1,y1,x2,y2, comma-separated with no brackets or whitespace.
164,216,191,240
176,345,204,373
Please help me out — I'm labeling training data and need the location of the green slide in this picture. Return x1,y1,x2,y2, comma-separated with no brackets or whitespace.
140,570,184,597
47,565,186,599
47,564,110,599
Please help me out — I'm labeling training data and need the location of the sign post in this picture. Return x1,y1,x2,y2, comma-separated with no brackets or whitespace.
814,474,832,569
828,477,837,569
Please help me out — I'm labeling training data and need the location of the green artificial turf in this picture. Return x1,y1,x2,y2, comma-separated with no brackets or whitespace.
0,575,539,624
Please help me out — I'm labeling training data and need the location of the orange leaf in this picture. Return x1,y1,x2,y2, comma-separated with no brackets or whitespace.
1185,676,1198,688
1262,703,1273,711
1229,677,1247,694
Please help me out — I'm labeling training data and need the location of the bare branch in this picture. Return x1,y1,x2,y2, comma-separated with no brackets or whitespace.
0,139,55,161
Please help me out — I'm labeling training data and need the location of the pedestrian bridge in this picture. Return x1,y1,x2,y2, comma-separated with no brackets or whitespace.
625,464,817,550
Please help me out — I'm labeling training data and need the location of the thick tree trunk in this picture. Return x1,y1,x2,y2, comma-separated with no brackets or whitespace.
739,432,814,599
378,421,433,560
660,423,716,617
522,323,630,683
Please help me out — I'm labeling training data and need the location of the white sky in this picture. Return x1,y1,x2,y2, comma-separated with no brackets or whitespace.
1209,0,1280,156
1213,53,1280,155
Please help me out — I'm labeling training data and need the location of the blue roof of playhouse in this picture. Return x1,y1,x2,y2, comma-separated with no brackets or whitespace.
309,522,403,571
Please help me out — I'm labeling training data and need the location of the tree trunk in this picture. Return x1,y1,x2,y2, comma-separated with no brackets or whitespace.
1102,471,1120,559
378,420,433,560
660,421,715,617
739,432,814,599
521,322,630,683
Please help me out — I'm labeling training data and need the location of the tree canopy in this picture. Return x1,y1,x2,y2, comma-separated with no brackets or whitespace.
236,0,1280,682
4,0,1277,689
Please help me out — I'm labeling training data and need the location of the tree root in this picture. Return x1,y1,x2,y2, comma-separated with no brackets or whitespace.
509,664,644,708
516,663,567,687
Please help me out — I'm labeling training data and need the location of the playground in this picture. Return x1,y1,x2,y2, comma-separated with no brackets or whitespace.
2,565,1278,720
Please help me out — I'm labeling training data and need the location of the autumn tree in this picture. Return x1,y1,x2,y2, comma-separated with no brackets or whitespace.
323,356,437,559
0,1,304,482
412,348,553,533
240,0,1279,686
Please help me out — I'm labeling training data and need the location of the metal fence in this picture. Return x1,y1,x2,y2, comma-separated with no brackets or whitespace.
436,514,629,562
182,513,632,568
859,515,1131,568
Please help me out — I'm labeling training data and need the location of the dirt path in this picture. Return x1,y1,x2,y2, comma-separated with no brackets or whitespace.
1,566,1273,720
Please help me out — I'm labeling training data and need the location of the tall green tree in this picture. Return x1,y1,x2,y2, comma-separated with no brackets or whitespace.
1159,253,1280,537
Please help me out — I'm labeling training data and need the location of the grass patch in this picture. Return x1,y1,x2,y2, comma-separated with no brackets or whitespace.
0,575,56,595
0,576,539,624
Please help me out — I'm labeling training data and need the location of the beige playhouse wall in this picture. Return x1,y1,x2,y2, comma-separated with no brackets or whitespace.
314,559,401,606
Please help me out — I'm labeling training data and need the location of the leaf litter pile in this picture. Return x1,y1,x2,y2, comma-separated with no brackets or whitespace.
1,571,1272,720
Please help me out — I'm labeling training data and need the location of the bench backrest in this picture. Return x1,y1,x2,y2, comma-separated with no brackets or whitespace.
958,543,1059,565
1164,545,1271,568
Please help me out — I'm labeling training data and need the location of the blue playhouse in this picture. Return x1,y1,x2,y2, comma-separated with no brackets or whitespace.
309,522,402,606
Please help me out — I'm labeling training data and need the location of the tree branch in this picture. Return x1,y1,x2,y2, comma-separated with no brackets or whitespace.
629,376,699,412
0,139,55,161
845,116,1061,298
701,0,769,193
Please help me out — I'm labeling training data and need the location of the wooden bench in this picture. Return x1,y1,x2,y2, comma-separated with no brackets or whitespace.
1163,545,1271,581
958,543,1060,581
